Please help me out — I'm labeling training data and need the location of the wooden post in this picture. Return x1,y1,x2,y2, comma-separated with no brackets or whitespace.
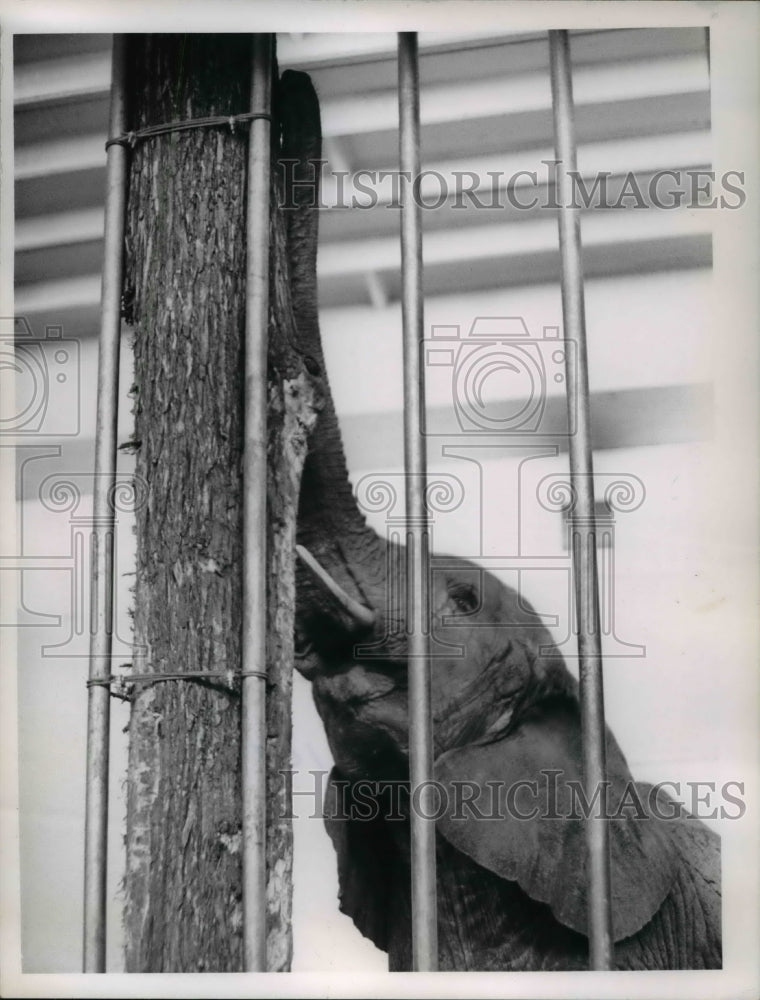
122,34,319,972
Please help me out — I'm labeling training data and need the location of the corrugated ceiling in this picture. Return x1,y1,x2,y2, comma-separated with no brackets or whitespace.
14,29,711,331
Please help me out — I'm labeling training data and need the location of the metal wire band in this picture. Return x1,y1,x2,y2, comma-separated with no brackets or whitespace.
105,111,273,150
86,669,267,692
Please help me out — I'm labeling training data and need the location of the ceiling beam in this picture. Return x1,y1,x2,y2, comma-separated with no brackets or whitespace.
15,208,105,251
339,383,713,472
320,130,711,209
15,208,710,320
15,52,708,181
322,54,708,138
279,27,707,70
14,27,706,104
12,30,540,104
364,272,388,310
15,274,101,314
13,382,713,502
15,134,105,180
277,30,539,67
16,130,711,256
317,208,711,278
14,50,111,107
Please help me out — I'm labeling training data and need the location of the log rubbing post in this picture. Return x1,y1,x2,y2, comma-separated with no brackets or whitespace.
122,35,321,972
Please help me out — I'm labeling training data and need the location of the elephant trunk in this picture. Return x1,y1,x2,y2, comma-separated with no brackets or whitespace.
277,71,387,624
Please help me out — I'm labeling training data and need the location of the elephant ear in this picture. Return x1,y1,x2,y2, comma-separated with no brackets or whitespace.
322,768,398,953
435,695,679,942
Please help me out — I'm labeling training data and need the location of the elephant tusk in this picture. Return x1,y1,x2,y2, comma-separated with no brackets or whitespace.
295,544,376,630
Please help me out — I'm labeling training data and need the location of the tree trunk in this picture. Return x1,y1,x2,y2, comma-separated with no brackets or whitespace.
123,34,319,972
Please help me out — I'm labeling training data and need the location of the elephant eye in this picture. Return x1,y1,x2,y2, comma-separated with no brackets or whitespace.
446,580,480,616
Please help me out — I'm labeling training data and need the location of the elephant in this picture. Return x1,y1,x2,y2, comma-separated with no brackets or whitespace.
278,69,722,972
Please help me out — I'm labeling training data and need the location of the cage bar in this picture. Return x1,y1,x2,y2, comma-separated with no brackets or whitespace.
83,34,127,973
548,28,614,970
397,31,439,973
241,33,274,973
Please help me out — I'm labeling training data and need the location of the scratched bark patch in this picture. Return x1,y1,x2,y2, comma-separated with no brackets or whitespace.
122,35,319,972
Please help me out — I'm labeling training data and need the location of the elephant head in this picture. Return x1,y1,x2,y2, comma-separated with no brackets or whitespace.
280,69,721,971
295,542,720,962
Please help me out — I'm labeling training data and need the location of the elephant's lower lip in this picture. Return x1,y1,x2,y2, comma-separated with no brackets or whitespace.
348,687,398,705
315,664,404,706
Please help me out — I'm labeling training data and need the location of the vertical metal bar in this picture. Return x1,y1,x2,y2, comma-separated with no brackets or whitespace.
548,29,614,970
397,32,438,972
83,34,127,973
241,32,272,973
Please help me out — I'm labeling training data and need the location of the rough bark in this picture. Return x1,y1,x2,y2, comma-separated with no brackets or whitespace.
123,35,318,972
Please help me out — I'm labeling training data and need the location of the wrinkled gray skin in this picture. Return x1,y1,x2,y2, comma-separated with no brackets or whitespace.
281,70,721,972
